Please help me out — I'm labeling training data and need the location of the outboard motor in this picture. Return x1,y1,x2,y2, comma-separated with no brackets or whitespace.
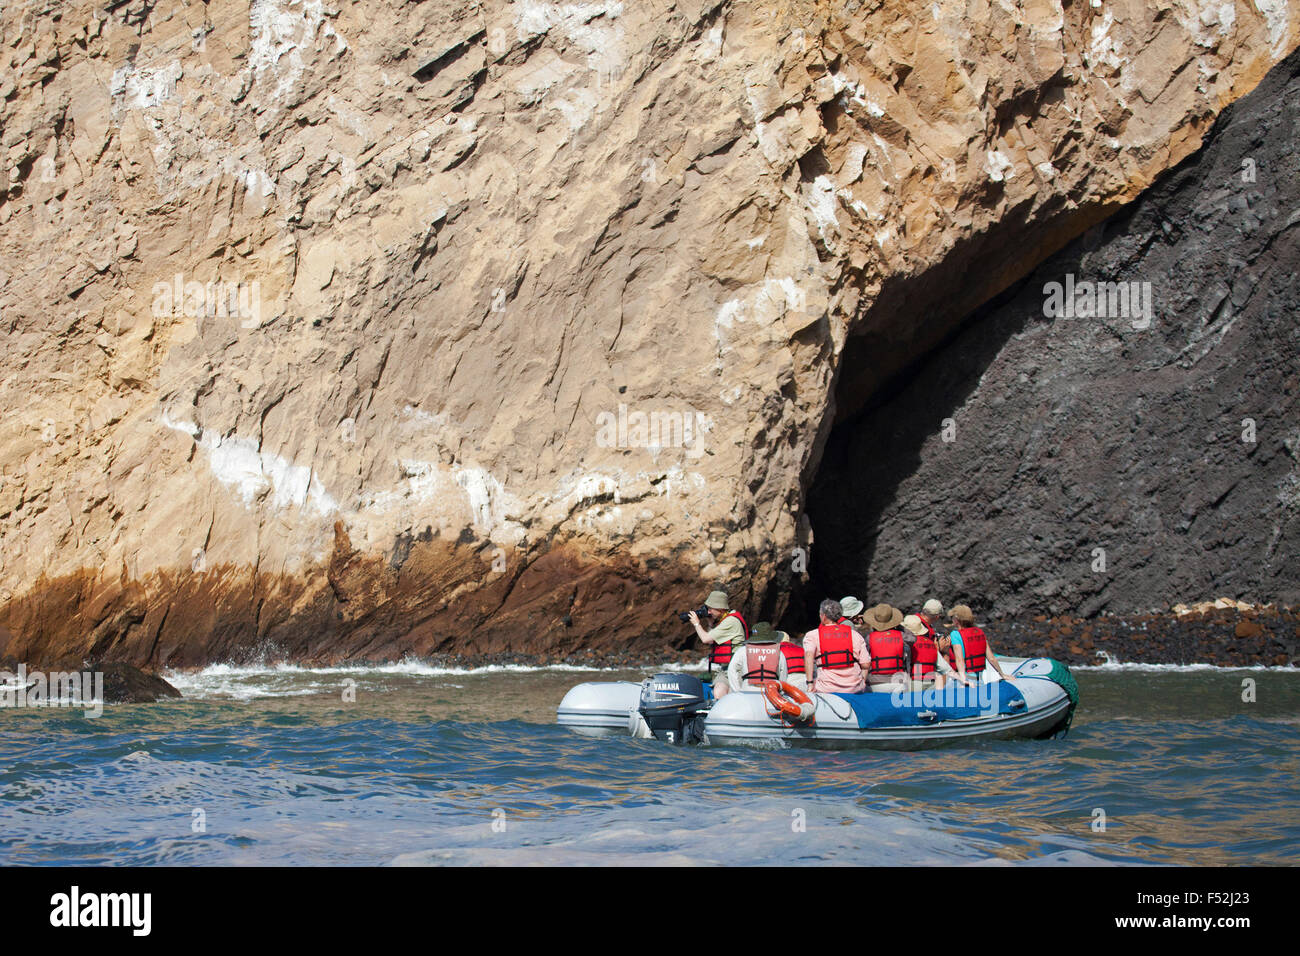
638,673,711,745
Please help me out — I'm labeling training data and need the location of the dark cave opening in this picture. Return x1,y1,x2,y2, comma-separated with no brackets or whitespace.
752,47,1300,636
765,51,1300,632
775,271,1042,632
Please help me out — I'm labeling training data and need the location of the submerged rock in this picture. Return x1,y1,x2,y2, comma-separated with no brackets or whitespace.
0,638,182,703
91,663,183,704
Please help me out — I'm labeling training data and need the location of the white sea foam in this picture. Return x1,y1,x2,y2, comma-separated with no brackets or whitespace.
163,652,1292,700
1073,655,1297,673
163,657,698,700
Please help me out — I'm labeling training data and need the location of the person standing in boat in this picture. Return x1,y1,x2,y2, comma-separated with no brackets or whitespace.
946,604,1009,684
802,599,870,695
687,590,747,698
861,603,909,690
728,621,789,691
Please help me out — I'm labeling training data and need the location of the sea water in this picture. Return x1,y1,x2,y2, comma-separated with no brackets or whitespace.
0,660,1296,865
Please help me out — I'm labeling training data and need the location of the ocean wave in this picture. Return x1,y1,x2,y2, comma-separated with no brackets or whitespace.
1,703,1296,865
1072,651,1298,672
385,794,1133,867
162,652,1299,701
162,657,711,701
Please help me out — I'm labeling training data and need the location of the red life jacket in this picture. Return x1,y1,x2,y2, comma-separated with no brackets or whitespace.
958,626,988,676
867,630,906,676
779,641,806,675
708,611,747,670
741,644,782,683
816,622,856,670
910,634,939,680
927,617,960,670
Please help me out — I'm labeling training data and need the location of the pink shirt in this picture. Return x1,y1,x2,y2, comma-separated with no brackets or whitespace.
802,625,870,694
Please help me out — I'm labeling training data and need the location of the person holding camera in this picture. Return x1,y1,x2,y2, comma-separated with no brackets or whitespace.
902,613,958,689
686,590,748,698
840,596,865,628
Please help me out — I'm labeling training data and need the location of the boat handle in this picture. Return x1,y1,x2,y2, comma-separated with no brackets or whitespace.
917,710,938,721
1009,699,1026,710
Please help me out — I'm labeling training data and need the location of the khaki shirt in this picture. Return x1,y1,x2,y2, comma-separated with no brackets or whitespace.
708,614,746,647
706,614,747,691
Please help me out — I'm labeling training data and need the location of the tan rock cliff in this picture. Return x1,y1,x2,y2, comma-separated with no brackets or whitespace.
0,0,1295,665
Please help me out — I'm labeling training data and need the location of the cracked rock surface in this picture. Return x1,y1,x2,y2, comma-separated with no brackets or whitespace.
0,1,1295,666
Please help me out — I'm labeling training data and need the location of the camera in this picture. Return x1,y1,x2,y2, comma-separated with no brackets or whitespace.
678,605,711,623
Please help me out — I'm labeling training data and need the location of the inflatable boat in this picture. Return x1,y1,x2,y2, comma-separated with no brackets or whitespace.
556,657,1079,750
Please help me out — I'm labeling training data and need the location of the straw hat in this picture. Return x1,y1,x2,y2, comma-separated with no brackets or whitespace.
902,614,928,637
864,603,904,631
948,604,975,626
704,590,730,610
840,596,864,618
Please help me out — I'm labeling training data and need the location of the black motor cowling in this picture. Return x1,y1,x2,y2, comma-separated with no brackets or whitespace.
638,673,710,745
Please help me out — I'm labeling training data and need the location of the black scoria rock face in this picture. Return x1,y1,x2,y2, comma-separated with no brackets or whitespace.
806,48,1300,622
995,606,1300,667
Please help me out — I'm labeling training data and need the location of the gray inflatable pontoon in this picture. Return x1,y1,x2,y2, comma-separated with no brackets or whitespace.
557,658,1079,750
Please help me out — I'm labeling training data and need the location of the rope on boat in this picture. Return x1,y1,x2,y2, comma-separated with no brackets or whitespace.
820,693,852,721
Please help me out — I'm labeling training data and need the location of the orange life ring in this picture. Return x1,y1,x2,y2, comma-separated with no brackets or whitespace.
763,681,815,723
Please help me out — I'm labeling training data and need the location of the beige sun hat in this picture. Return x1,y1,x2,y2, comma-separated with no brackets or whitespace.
902,614,928,637
864,603,904,631
840,596,864,618
948,604,975,626
704,590,730,610
922,599,944,617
